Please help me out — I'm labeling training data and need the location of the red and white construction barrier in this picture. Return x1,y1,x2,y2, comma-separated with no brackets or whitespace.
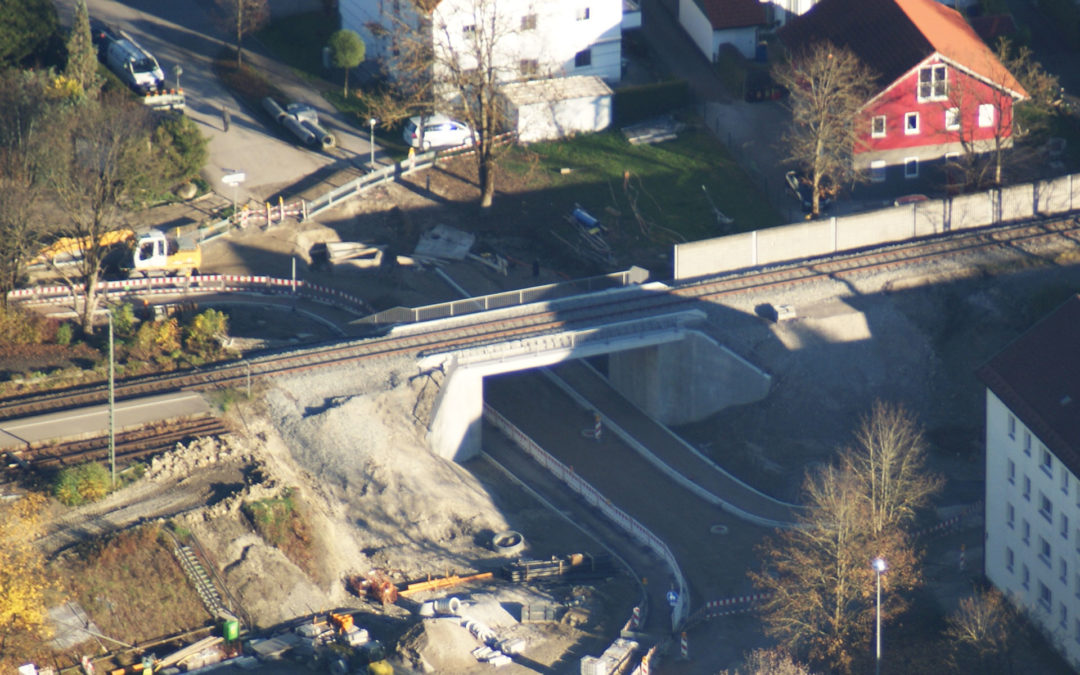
679,632,688,660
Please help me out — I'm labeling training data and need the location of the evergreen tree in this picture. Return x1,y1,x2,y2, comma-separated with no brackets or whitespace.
64,0,100,97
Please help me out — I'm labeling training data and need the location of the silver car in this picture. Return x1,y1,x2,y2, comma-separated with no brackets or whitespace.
402,114,472,150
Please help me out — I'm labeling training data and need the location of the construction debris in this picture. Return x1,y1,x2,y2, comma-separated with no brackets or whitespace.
399,571,494,598
505,553,614,583
620,115,684,145
553,206,615,267
346,569,399,605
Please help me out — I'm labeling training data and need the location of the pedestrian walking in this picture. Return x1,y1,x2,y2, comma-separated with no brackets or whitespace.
222,105,230,132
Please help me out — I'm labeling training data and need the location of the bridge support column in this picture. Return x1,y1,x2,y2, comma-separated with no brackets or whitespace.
428,363,484,462
608,331,770,426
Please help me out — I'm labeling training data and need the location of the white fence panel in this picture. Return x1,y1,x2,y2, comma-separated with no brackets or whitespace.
913,199,948,236
835,210,908,250
673,231,754,279
1037,175,1073,216
1001,183,1035,223
756,219,834,265
948,191,991,231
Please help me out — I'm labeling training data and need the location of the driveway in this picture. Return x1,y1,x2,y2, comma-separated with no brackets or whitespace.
56,0,383,206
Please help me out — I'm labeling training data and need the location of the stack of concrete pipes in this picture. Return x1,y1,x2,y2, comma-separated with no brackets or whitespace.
262,97,336,150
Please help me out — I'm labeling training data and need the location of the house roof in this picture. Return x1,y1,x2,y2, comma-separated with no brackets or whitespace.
977,295,1080,474
501,75,613,106
695,0,766,30
778,0,1026,98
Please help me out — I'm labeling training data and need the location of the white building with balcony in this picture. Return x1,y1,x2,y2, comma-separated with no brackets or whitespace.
979,294,1080,669
341,0,624,85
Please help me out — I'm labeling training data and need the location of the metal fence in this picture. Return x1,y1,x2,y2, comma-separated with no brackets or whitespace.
356,266,650,327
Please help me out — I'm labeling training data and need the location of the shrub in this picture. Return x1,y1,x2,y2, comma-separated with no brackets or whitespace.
129,318,181,367
0,305,49,345
153,114,209,185
184,309,229,360
54,462,112,506
55,322,74,346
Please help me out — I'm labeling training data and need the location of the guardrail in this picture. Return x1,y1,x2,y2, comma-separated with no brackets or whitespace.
358,266,650,327
8,274,367,314
483,403,690,632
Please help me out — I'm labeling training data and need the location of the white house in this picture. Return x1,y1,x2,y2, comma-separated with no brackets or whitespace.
979,294,1080,670
341,0,624,85
678,0,766,60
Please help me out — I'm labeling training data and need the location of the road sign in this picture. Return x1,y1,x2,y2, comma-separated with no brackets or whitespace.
221,171,246,186
666,590,679,607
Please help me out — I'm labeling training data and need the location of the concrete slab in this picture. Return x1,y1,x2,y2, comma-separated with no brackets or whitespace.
48,603,101,649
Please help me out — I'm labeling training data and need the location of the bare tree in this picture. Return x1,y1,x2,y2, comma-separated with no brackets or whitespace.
841,401,943,537
0,69,61,306
752,404,938,673
217,0,269,66
945,588,1019,674
50,95,158,334
772,41,877,217
375,0,543,208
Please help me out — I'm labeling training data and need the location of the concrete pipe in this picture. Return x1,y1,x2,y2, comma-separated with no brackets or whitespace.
491,530,525,556
433,596,461,616
261,96,288,124
301,120,337,150
283,115,317,146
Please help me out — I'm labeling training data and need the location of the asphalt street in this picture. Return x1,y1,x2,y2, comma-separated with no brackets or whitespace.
56,0,382,206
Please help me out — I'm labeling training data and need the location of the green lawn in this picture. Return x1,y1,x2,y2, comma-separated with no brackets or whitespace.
504,129,781,244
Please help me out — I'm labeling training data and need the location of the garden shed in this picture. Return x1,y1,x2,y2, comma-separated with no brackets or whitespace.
500,76,613,144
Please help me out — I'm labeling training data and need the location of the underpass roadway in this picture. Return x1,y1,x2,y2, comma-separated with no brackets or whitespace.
485,364,793,669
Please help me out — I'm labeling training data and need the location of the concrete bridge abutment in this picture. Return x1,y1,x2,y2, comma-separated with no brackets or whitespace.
607,331,771,425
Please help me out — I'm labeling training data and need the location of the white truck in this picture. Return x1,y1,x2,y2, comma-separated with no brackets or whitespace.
92,21,185,111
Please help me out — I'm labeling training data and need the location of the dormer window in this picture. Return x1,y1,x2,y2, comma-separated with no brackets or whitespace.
918,64,947,101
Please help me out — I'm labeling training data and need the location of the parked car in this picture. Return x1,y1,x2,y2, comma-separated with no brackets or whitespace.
403,114,472,150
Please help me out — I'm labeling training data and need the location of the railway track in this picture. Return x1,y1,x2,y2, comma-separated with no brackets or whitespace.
1,215,1077,423
3,416,230,471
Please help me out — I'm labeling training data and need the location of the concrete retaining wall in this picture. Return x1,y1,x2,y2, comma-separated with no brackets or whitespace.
673,173,1080,279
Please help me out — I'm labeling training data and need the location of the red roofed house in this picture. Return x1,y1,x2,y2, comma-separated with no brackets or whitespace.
679,0,767,60
779,0,1027,188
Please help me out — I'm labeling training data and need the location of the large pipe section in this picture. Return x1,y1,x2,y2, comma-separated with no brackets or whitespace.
261,96,289,124
282,115,317,146
301,120,337,149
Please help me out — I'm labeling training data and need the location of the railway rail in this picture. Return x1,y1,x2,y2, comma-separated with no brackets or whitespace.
3,416,229,472
1,215,1077,423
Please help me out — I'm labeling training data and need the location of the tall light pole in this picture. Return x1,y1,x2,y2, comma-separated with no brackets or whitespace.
369,118,377,170
107,310,116,488
873,557,888,675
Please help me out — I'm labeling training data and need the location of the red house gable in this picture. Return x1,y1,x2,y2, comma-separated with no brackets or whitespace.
779,0,1027,174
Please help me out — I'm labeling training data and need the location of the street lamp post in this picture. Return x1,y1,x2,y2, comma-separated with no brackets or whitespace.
174,64,183,91
107,310,116,488
369,118,377,170
873,557,888,675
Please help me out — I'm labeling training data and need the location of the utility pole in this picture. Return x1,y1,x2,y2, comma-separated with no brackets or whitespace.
108,310,116,487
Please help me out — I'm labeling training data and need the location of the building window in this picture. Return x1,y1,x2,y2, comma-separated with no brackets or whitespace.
1024,476,1031,501
1061,603,1068,628
945,107,960,131
1024,431,1032,455
871,115,886,138
574,49,592,68
1061,558,1068,583
979,103,995,128
1008,459,1016,484
1023,564,1030,588
462,24,476,36
1008,414,1016,439
1007,502,1015,528
1040,537,1052,566
1062,514,1069,539
576,6,590,20
1004,546,1014,571
519,59,538,77
521,13,537,30
1039,582,1052,611
1063,469,1070,496
869,160,886,183
1041,494,1053,523
918,64,947,100
904,158,919,178
1041,446,1053,476
1023,519,1031,544
905,112,920,135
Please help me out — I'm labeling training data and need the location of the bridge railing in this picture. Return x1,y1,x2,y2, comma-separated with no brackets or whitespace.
356,266,650,327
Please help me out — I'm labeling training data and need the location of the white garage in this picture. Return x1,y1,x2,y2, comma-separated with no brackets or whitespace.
501,76,613,144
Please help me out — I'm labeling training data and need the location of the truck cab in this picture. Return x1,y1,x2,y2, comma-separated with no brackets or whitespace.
128,230,200,277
